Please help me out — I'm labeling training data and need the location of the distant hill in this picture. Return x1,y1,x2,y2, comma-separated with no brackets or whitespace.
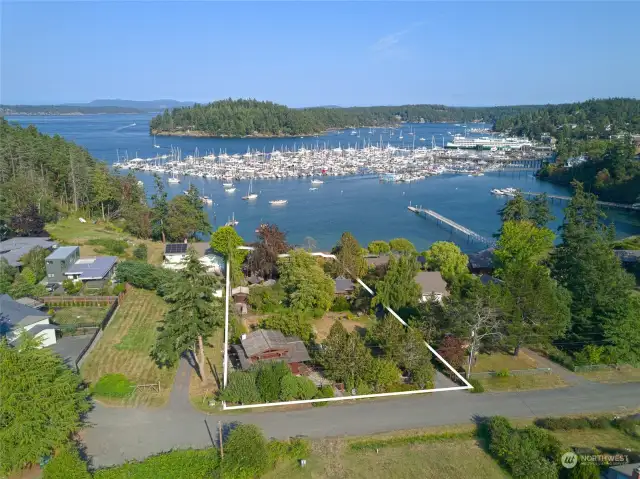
0,105,142,116
66,99,195,110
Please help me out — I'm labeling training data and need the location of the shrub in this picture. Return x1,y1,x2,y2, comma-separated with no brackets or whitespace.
295,376,318,400
222,425,269,479
92,373,134,398
386,383,419,392
256,362,290,403
495,368,510,378
248,284,285,313
259,310,314,342
312,385,334,407
614,416,640,438
573,345,609,366
485,417,561,479
87,238,128,256
279,374,299,401
330,296,351,312
113,283,126,295
132,243,148,262
219,371,261,405
468,378,485,393
116,261,178,292
43,445,91,479
62,279,83,295
94,449,218,479
409,363,435,389
535,416,612,431
437,335,467,370
568,462,601,479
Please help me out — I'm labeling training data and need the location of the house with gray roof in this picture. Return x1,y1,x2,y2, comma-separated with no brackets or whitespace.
335,276,355,295
45,246,117,287
0,294,58,347
0,237,57,269
415,271,449,303
231,329,311,372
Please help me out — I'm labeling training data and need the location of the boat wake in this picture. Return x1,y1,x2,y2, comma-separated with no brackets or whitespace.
114,122,137,132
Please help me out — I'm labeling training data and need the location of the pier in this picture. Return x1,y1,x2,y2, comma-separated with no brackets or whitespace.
408,206,496,247
504,191,639,211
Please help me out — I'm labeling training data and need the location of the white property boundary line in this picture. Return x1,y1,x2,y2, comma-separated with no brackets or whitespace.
222,249,473,410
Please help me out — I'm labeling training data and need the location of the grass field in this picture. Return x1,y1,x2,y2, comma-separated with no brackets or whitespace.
553,426,640,451
52,306,109,326
46,216,165,265
80,288,175,407
478,373,568,392
263,427,506,479
473,351,538,372
578,366,640,384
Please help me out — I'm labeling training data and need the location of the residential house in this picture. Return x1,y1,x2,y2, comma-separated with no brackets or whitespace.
231,329,311,372
45,246,117,287
45,246,81,282
606,463,640,479
415,271,449,303
0,294,58,347
162,242,225,275
614,250,640,265
468,248,495,275
231,286,249,315
335,276,355,296
0,237,57,269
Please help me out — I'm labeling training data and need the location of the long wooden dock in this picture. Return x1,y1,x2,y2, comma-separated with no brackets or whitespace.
504,191,639,211
408,206,496,247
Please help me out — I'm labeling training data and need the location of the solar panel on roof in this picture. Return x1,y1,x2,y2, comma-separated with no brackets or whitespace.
165,243,188,254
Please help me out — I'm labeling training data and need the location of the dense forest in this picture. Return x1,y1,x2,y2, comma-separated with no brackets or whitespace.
0,119,144,236
538,138,640,204
149,98,545,137
494,98,640,140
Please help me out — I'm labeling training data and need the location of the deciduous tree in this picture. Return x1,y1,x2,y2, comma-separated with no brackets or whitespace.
389,237,416,254
247,223,289,279
0,335,90,475
367,240,390,255
422,241,469,283
210,226,248,287
277,249,334,311
372,255,421,311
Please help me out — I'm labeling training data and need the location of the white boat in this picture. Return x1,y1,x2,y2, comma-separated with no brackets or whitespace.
153,135,160,148
222,182,233,188
225,213,239,227
200,196,213,205
309,187,318,191
269,199,288,205
168,177,180,184
311,179,324,185
491,188,504,195
225,187,236,193
242,178,258,200
419,137,426,142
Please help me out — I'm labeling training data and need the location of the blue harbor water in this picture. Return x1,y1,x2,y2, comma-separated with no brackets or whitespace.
9,114,640,252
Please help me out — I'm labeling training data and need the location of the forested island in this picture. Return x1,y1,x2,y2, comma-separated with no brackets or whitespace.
0,105,143,115
149,98,544,137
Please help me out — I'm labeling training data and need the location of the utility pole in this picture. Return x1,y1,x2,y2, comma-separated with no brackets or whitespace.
218,421,224,459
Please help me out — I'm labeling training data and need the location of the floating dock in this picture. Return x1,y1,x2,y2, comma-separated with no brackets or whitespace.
504,191,639,211
408,206,496,247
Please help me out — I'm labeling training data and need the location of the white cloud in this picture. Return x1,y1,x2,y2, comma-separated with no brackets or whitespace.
370,22,424,54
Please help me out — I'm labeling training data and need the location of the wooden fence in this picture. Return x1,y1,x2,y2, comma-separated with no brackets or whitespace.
40,295,119,307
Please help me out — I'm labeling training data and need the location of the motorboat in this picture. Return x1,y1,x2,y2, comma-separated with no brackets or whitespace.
269,199,287,205
311,179,324,185
225,187,236,193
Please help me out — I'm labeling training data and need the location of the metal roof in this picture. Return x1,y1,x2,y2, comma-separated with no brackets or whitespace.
46,246,79,260
415,271,448,295
0,237,56,267
64,256,117,280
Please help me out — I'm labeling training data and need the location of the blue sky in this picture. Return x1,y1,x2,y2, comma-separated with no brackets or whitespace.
1,1,638,106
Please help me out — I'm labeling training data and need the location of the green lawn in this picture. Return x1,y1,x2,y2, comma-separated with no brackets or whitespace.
478,374,568,392
46,216,165,265
553,426,640,451
473,351,538,372
80,288,175,407
53,306,109,326
578,365,640,384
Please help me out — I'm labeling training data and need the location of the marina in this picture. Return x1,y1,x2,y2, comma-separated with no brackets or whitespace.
7,113,640,251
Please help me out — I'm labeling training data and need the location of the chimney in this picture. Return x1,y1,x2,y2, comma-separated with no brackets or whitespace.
632,466,640,479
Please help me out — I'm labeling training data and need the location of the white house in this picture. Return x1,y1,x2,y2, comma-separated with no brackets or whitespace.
162,242,225,275
0,294,58,347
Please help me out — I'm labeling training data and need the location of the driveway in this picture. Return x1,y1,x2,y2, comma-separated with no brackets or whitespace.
83,380,640,468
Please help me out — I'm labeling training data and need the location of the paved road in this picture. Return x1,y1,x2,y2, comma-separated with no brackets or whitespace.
84,380,639,468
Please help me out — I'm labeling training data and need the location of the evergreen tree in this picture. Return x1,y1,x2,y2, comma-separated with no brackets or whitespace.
331,231,367,279
152,249,223,383
372,255,421,311
277,249,334,311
